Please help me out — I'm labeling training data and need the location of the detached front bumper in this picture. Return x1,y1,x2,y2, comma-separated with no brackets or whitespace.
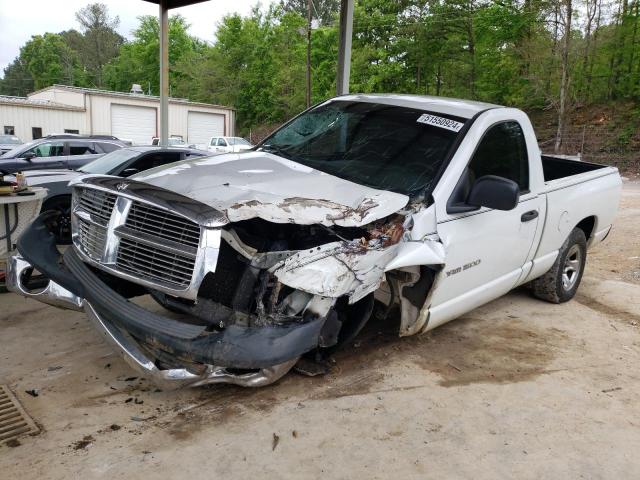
7,214,325,389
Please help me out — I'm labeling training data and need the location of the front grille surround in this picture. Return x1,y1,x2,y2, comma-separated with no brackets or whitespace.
70,185,221,300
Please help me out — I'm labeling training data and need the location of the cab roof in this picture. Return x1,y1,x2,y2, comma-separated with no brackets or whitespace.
335,94,502,119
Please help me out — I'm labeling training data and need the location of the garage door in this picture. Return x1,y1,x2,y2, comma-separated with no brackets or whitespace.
111,104,156,145
187,111,225,146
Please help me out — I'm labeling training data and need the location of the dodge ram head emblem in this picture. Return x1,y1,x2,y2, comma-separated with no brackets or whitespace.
116,182,129,191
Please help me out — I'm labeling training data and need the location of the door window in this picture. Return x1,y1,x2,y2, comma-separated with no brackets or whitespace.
68,141,98,155
28,141,64,157
217,138,228,146
210,138,217,146
468,121,529,192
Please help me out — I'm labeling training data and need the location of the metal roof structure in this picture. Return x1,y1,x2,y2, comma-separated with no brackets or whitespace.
0,95,85,112
141,0,354,146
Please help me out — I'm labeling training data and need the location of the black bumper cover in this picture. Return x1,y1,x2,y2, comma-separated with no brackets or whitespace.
17,214,325,369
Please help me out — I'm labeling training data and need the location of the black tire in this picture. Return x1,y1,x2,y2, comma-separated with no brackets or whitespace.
41,196,72,245
531,227,587,303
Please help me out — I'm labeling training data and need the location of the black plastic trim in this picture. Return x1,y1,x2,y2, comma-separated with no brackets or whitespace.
16,213,326,368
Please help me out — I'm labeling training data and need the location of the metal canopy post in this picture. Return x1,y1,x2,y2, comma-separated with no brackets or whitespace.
336,0,354,96
159,0,169,147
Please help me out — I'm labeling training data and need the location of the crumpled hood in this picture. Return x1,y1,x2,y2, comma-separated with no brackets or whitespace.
132,152,409,227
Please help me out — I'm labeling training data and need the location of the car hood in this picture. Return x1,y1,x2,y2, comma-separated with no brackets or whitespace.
0,143,21,150
132,151,409,227
9,169,82,186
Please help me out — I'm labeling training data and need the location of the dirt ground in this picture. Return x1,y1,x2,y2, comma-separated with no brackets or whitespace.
1,182,639,480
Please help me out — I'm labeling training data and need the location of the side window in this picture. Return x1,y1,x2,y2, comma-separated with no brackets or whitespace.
217,138,227,146
210,137,217,146
68,141,98,155
468,121,529,192
29,141,64,157
98,142,120,153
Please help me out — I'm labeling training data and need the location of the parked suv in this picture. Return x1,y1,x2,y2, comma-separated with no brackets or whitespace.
0,134,127,173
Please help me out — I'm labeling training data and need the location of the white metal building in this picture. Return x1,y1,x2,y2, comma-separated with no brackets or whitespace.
0,85,235,145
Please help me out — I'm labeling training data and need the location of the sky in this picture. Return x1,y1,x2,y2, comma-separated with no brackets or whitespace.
0,0,275,72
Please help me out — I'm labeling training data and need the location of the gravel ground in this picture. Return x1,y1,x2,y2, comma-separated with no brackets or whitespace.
1,181,639,480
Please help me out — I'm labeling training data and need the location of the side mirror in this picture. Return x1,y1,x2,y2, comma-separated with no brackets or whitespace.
120,168,139,177
467,175,520,211
22,151,36,161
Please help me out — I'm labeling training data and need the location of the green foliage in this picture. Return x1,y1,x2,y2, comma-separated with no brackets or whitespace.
1,0,639,136
103,15,197,95
74,3,124,87
20,33,88,90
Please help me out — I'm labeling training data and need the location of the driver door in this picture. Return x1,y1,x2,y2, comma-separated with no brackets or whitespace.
22,141,67,170
427,121,544,329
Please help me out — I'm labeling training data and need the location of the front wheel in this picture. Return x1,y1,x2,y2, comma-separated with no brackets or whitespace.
41,196,72,245
531,228,587,303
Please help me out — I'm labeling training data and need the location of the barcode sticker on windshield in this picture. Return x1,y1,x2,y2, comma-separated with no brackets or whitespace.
416,114,464,132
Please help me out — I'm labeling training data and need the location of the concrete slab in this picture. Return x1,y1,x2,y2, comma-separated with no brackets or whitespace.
1,182,639,479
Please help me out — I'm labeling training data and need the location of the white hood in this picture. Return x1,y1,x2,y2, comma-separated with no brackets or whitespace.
132,151,409,227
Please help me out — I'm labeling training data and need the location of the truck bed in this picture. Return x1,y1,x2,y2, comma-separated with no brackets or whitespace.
541,155,608,182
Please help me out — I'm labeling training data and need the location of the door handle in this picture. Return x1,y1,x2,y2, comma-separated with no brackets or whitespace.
521,210,539,222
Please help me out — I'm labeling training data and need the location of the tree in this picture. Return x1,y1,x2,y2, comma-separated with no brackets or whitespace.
280,0,340,25
0,58,34,96
74,3,124,87
20,33,87,90
103,14,196,95
555,0,573,152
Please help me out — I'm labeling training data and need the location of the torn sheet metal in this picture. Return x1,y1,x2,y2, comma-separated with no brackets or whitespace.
132,152,409,227
273,223,445,305
384,240,445,271
274,241,400,303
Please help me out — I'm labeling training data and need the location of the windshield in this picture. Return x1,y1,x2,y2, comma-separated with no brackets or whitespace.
228,137,251,146
0,135,22,145
259,101,465,195
79,148,141,174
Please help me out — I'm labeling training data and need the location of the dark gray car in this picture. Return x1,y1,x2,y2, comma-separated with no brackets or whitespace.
13,146,210,243
0,135,127,173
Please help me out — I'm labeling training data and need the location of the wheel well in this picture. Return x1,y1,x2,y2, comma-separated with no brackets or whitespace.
575,216,596,240
41,194,71,211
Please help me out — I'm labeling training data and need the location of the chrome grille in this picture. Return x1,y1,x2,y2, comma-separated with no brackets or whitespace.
77,218,107,260
72,185,207,294
126,202,201,248
116,238,196,287
77,188,116,226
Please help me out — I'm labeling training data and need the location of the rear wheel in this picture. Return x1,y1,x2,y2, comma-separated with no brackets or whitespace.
41,196,72,245
531,228,587,303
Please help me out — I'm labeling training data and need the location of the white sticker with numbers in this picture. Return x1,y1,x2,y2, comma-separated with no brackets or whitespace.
416,113,464,132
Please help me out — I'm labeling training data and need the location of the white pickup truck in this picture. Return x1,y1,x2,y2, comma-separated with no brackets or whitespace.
8,94,621,389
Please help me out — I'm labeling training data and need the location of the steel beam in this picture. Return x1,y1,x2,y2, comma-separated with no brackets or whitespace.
159,0,169,147
336,0,354,96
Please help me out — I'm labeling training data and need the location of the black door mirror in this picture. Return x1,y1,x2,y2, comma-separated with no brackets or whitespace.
22,151,36,161
120,167,139,177
467,175,520,211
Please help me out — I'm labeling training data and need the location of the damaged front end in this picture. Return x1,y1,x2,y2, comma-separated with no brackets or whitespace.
8,176,445,389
